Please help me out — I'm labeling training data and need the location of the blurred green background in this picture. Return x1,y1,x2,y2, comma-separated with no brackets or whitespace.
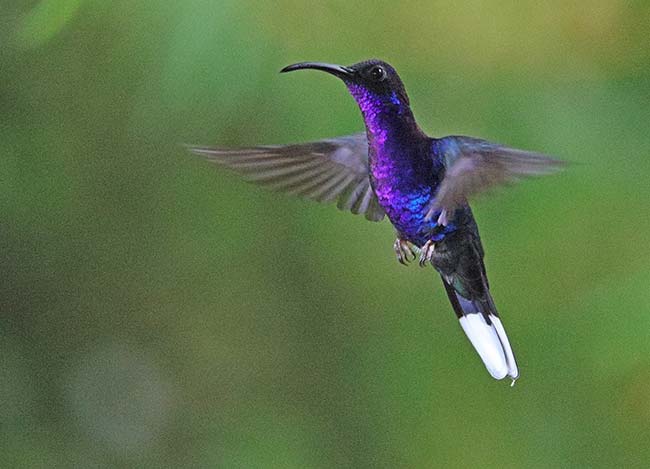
2,0,650,467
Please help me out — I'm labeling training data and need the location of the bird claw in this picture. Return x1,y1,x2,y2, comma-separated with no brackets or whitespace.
419,240,435,267
437,209,449,227
424,205,436,222
424,205,448,226
394,238,416,265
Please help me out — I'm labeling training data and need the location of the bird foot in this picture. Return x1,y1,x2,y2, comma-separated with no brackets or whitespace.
419,240,435,267
437,209,449,226
394,238,417,265
424,206,449,226
424,204,436,222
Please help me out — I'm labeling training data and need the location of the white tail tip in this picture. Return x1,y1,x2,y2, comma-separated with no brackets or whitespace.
459,313,519,381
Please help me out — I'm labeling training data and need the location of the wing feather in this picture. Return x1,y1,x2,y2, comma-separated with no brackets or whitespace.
429,136,565,216
188,134,385,222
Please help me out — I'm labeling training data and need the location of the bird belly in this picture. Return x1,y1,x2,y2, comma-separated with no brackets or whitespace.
369,143,455,246
372,182,451,246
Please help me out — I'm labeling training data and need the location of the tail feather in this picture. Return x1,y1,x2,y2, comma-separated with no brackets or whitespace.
490,315,519,382
442,280,519,382
431,207,519,383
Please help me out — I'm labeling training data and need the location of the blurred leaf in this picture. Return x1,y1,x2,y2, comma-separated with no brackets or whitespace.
18,0,83,48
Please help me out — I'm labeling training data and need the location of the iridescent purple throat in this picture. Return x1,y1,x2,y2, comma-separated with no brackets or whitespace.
346,83,455,245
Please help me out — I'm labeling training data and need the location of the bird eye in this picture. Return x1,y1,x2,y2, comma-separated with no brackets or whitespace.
369,66,386,81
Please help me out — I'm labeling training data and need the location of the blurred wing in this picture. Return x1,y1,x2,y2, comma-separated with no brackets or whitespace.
431,136,565,214
188,133,385,222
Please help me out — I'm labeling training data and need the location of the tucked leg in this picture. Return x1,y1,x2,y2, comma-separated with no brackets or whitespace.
424,206,449,226
419,240,436,267
393,237,416,265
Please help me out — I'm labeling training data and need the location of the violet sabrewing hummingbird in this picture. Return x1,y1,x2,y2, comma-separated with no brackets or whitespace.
189,59,563,384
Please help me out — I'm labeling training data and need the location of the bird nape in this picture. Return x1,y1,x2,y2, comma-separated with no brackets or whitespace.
188,59,564,384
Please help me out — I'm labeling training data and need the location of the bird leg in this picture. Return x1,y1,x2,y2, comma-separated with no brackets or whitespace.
437,209,449,227
393,237,417,265
424,205,449,226
419,240,436,267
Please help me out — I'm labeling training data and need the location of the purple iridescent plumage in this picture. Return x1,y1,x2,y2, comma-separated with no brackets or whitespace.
189,58,564,382
346,80,455,245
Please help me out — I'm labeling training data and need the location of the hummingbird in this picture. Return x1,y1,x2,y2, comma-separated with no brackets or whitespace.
189,59,563,383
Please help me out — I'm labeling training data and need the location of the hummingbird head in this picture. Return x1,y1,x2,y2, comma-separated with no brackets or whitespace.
281,59,416,138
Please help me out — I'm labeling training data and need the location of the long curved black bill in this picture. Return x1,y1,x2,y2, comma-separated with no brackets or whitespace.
280,62,354,78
